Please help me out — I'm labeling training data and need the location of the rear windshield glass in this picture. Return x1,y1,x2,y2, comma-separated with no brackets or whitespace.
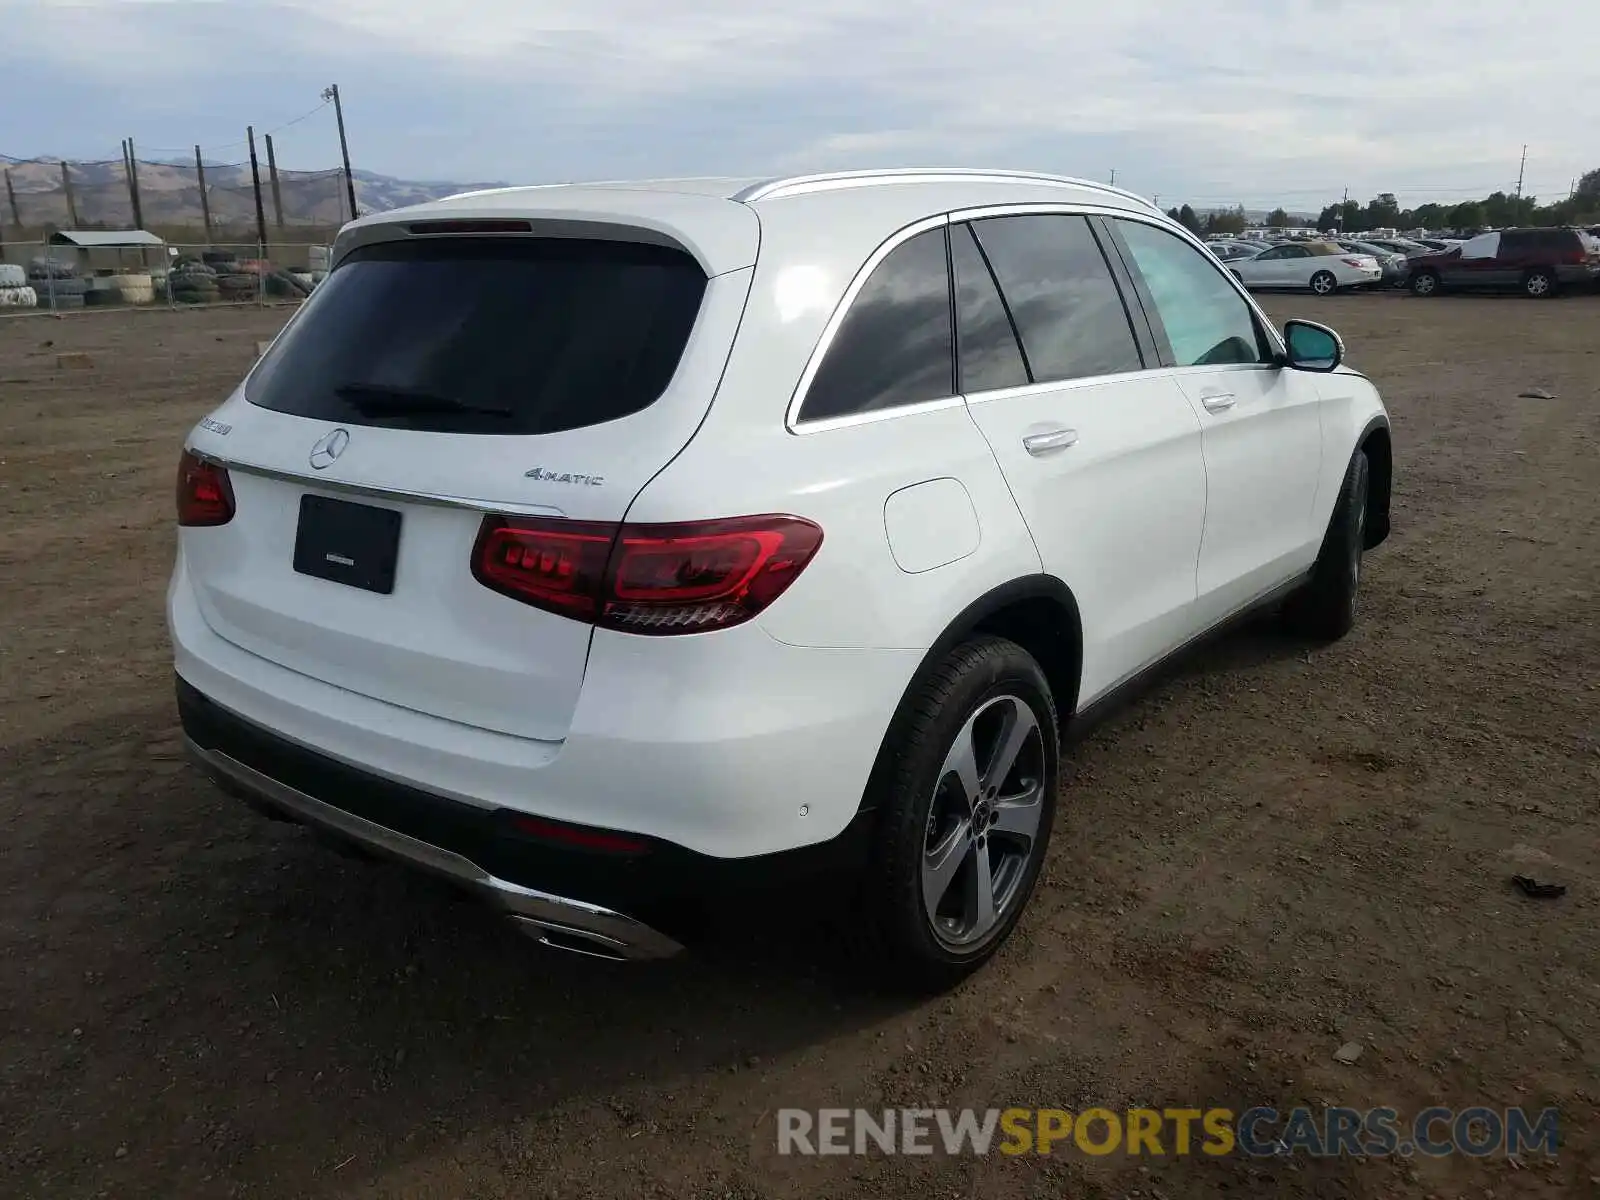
245,237,707,435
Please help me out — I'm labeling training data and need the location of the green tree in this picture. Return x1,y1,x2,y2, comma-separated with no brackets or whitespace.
1177,203,1201,233
1447,201,1486,230
1362,192,1401,230
1411,202,1447,229
1265,207,1291,228
1575,166,1600,202
1202,206,1246,236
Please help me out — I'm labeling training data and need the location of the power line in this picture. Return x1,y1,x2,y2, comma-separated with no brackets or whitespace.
133,99,333,157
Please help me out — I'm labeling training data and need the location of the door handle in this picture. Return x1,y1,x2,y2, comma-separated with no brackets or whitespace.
1022,428,1079,455
1199,391,1236,413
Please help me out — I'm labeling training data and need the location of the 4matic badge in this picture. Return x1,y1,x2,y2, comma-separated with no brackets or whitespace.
525,467,604,486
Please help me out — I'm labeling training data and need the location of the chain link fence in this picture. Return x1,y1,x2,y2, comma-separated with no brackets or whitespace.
0,240,330,315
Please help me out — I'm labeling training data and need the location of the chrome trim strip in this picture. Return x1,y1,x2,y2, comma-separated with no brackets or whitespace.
185,739,685,962
734,169,1158,209
962,367,1156,406
189,450,567,519
785,212,952,434
790,395,967,434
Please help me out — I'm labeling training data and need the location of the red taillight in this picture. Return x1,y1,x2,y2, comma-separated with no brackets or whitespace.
176,449,235,526
1342,257,1367,268
472,518,614,620
471,513,824,635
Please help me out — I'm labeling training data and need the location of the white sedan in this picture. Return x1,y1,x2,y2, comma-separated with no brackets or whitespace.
1230,241,1382,295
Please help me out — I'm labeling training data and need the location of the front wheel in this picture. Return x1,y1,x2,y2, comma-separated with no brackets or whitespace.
857,636,1059,992
1310,270,1338,296
1410,270,1440,296
1284,449,1369,641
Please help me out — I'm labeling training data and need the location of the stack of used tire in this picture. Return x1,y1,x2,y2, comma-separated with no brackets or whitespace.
168,259,220,305
25,258,87,310
264,269,311,300
107,272,155,305
218,270,261,302
0,263,38,310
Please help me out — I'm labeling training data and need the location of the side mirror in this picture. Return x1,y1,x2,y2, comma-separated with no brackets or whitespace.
1283,319,1343,373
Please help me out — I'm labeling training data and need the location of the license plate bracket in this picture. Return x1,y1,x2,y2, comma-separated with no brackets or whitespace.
292,495,402,594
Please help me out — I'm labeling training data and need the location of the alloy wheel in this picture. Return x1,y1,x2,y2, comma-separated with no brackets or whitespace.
921,694,1047,951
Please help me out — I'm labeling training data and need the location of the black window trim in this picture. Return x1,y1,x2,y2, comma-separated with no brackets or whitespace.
787,214,961,434
1085,214,1162,369
953,220,1035,385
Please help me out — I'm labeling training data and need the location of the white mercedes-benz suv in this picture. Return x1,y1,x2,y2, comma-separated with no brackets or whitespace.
171,169,1392,989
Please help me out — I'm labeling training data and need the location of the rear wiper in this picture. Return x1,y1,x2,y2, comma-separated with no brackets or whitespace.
334,381,513,418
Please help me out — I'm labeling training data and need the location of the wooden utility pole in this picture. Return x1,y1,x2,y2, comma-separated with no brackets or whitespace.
3,169,20,231
246,126,269,254
126,138,145,229
264,133,286,229
194,145,213,242
60,160,79,226
1515,145,1527,199
322,84,359,219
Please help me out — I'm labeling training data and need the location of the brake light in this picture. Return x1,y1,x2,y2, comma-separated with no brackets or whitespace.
472,514,824,635
1341,257,1368,268
176,449,235,526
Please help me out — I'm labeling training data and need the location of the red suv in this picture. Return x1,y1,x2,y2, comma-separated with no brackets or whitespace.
1408,227,1600,298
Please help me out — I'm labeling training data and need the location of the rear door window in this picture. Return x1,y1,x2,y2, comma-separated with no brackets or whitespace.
798,227,954,423
246,237,708,435
969,214,1143,383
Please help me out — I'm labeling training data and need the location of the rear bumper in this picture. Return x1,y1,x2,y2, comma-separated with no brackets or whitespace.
168,550,919,858
1554,263,1600,284
178,677,877,955
185,729,684,961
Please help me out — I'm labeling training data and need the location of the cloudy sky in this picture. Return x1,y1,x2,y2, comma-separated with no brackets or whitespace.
2,0,1592,210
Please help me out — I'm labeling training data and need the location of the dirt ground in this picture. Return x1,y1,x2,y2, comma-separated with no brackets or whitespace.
2,292,1597,1200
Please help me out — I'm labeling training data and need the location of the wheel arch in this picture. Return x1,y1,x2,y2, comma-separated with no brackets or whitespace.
854,575,1083,819
1358,415,1392,548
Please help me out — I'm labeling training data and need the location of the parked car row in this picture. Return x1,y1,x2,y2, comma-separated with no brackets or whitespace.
1206,227,1600,298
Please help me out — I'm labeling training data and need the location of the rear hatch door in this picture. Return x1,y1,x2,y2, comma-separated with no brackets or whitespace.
182,218,755,742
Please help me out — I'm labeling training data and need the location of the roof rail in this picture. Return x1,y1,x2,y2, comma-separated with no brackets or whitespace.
732,168,1158,209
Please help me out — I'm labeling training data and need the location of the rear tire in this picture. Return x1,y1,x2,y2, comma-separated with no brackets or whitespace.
856,636,1059,993
1523,269,1555,298
1310,270,1338,296
1284,450,1369,642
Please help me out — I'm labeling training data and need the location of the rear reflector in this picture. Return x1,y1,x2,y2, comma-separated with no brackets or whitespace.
176,449,235,526
511,816,649,855
472,514,824,635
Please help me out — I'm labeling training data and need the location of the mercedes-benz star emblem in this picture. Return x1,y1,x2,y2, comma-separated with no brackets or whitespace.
308,427,350,470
